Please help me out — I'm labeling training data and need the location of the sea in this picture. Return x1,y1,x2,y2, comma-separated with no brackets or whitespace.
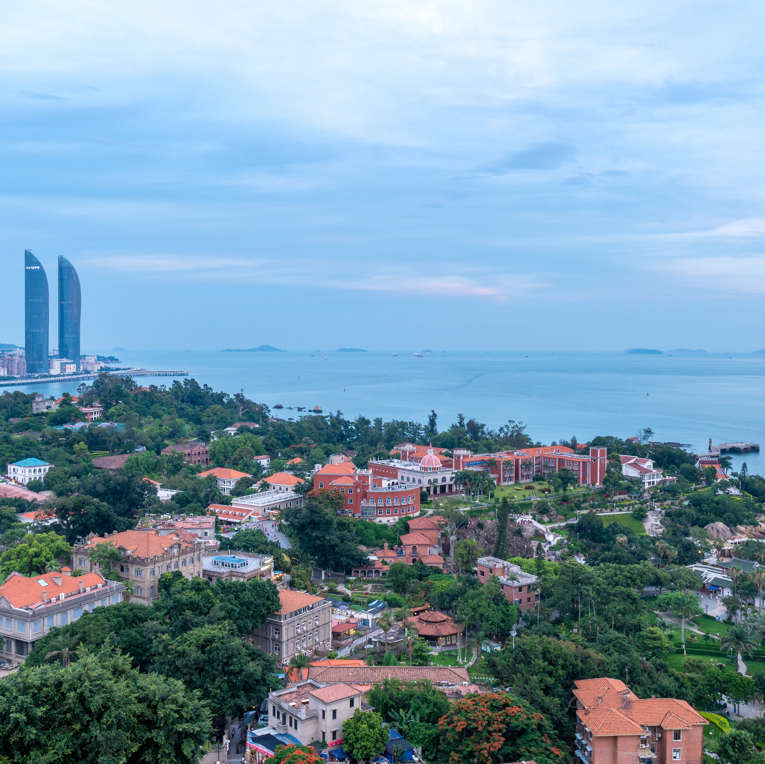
6,349,765,476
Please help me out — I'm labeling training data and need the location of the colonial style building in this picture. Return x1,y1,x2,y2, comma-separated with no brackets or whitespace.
198,467,251,495
136,515,218,549
250,589,332,665
574,678,706,764
263,472,305,492
7,458,51,486
371,446,457,497
620,455,665,490
73,529,204,605
476,556,539,611
161,441,211,466
0,569,124,663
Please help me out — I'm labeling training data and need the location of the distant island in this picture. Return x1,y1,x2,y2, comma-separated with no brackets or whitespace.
222,345,285,352
337,348,366,353
626,349,663,355
422,349,434,353
97,355,120,363
0,343,19,350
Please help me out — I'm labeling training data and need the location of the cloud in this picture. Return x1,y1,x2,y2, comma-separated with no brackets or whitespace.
656,219,765,240
17,90,68,102
488,142,577,172
651,256,765,294
82,251,548,302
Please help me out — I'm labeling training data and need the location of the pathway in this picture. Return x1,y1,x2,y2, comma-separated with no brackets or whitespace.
465,642,479,668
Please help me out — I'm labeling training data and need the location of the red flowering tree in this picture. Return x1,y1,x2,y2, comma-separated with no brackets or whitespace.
266,744,322,764
436,692,566,764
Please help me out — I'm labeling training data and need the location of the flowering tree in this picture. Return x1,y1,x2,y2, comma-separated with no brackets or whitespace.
436,692,566,764
266,744,322,764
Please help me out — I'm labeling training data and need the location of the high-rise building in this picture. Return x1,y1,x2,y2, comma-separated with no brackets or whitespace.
58,256,81,370
24,250,49,374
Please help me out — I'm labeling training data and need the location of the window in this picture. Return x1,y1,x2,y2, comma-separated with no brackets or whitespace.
166,564,171,572
150,587,154,598
60,611,68,626
46,616,54,628
274,645,280,654
386,508,391,515
174,561,178,570
4,617,11,629
332,709,337,720
136,587,143,596
348,488,353,494
274,628,281,638
322,710,326,720
150,568,155,576
78,557,85,566
16,621,25,634
350,698,355,708
73,606,83,620
314,617,319,626
332,730,337,741
673,750,682,761
319,482,324,489
347,498,352,504
182,559,187,567
112,595,119,605
674,731,682,742
33,620,42,634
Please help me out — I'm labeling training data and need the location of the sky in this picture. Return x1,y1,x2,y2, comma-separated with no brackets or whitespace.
1,0,765,352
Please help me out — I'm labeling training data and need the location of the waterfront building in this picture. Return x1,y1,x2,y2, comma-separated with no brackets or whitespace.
8,458,51,486
250,589,332,664
24,250,49,374
370,447,458,496
574,678,706,764
476,556,539,611
58,256,81,370
0,569,124,663
73,529,204,605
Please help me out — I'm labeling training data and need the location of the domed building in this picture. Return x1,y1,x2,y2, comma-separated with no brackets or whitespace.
409,610,462,651
419,448,442,472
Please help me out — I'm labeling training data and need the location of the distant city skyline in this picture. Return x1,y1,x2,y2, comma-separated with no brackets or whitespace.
23,251,82,372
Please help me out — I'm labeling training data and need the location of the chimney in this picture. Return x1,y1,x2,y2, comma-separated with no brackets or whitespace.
78,580,83,593
42,591,47,603
52,575,62,586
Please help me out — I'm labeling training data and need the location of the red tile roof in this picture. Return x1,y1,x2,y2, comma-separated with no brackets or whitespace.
83,529,195,559
399,532,432,546
0,570,108,609
198,468,252,480
278,589,326,616
308,683,361,704
307,665,470,685
265,473,304,486
315,462,356,477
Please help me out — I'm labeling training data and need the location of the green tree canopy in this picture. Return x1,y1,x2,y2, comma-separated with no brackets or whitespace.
0,532,71,578
342,709,390,764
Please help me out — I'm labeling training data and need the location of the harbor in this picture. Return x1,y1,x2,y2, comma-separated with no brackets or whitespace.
0,368,188,388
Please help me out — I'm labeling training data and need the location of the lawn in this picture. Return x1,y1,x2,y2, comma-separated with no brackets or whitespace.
429,649,469,667
600,512,647,535
692,614,731,637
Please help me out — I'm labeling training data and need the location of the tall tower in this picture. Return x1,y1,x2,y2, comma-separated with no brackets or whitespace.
24,250,49,374
58,256,81,370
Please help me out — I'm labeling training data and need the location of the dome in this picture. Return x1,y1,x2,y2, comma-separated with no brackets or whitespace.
418,611,449,624
420,449,441,470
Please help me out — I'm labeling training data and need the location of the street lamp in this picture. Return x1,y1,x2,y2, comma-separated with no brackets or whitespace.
511,628,517,650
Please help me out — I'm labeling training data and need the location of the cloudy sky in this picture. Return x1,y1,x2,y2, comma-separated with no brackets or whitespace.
2,0,765,351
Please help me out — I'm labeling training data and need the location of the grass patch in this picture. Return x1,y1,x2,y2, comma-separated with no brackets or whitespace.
693,614,731,637
429,650,468,667
600,512,647,535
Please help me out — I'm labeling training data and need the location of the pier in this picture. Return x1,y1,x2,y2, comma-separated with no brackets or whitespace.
0,368,188,388
699,439,760,457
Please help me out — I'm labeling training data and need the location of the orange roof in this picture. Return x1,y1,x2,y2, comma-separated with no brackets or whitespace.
198,468,252,480
0,570,107,609
287,457,304,465
209,504,261,522
399,532,432,546
18,509,55,521
420,554,445,565
314,462,356,477
0,483,46,503
577,707,644,736
144,478,161,486
408,516,443,531
265,473,304,486
286,659,365,684
83,529,195,559
309,683,361,704
278,589,326,615
329,476,357,486
376,547,398,559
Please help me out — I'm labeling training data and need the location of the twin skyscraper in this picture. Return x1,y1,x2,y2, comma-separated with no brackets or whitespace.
24,250,81,374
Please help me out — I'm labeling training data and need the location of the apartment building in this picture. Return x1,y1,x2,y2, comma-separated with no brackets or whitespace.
574,678,706,764
198,467,251,495
476,556,539,611
73,529,204,605
251,589,332,664
7,458,51,486
0,569,124,663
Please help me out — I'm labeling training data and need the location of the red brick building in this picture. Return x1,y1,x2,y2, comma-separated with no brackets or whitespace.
161,441,210,466
476,556,539,611
313,462,420,524
574,678,706,764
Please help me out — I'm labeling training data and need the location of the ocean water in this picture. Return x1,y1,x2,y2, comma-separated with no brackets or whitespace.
7,349,765,475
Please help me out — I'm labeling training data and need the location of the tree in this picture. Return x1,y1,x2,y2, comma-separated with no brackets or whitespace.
657,591,702,654
722,624,757,669
0,648,211,764
453,539,480,574
0,532,71,578
436,692,565,764
410,637,432,666
266,745,322,764
55,494,130,543
151,621,276,735
378,610,394,654
342,709,389,764
88,541,122,572
44,633,79,667
717,729,760,764
640,627,671,660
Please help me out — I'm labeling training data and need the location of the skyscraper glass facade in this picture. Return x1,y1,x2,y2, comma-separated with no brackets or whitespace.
58,256,81,370
24,250,49,374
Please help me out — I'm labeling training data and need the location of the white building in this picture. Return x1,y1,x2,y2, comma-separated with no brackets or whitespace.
48,358,76,375
8,458,51,485
619,455,664,489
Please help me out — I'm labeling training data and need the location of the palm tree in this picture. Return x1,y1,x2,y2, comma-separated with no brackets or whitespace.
288,652,312,680
729,566,743,599
721,623,756,670
45,634,79,667
403,628,418,666
753,570,765,613
747,612,765,645
655,541,670,568
377,610,394,655
615,535,628,548
122,580,135,603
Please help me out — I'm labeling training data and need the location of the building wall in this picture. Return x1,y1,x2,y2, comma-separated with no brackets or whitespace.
58,256,81,371
251,600,332,664
24,250,49,374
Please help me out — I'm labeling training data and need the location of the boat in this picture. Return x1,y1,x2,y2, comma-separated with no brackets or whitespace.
414,352,423,358
392,353,398,356
313,405,323,413
273,403,283,409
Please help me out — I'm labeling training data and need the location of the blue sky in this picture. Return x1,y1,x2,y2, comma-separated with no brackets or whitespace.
2,0,765,351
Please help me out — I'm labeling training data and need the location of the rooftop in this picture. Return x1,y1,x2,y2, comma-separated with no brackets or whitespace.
202,553,272,573
0,570,109,609
81,529,196,559
277,589,327,616
309,683,361,704
265,473,304,486
307,665,470,685
11,458,49,467
198,467,252,480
